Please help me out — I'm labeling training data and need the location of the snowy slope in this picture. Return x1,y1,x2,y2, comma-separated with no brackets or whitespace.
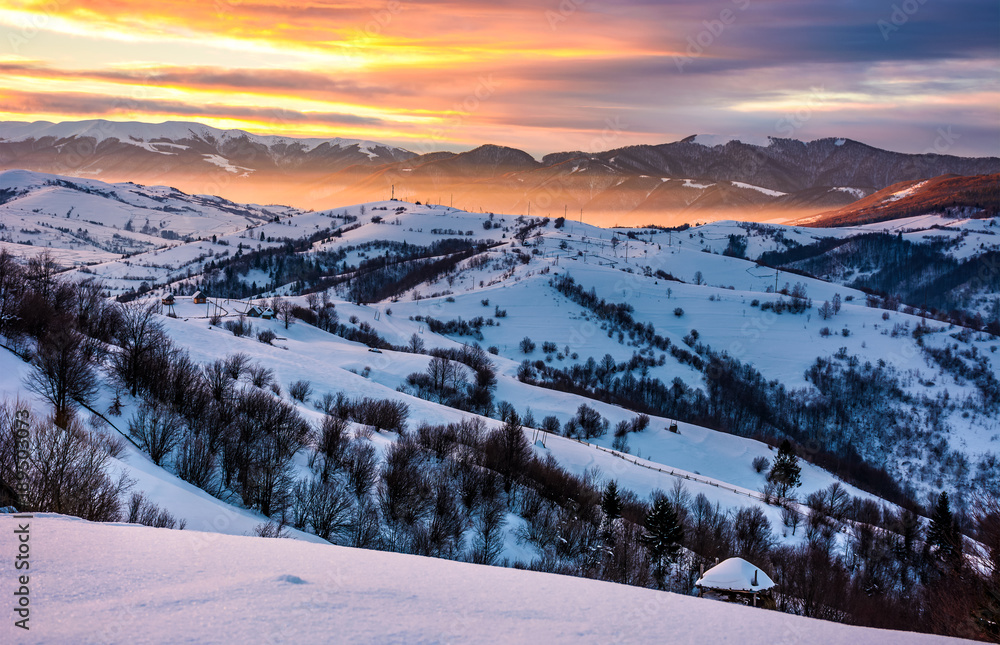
2,170,997,530
0,350,325,543
0,169,294,264
144,298,882,547
0,513,967,645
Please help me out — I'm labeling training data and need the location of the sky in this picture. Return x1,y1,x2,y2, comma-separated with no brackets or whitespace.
0,0,997,157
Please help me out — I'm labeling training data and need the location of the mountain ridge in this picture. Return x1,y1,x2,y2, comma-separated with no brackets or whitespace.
2,120,998,224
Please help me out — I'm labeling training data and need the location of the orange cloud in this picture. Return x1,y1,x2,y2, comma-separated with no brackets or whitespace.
0,0,996,156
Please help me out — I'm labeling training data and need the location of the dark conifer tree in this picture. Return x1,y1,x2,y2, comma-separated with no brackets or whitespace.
600,480,623,546
927,491,962,568
768,439,802,498
642,497,684,589
602,480,622,523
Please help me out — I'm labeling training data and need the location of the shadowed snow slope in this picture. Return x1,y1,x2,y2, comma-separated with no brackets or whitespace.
0,514,969,644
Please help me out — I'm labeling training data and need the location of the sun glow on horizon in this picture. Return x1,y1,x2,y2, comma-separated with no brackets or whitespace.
0,0,995,156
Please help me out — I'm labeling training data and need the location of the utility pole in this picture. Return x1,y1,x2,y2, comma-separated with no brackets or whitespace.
391,184,394,200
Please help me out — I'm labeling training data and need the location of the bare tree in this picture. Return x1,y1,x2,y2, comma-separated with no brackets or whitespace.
230,389,311,517
247,363,275,390
129,400,183,466
203,359,236,404
272,296,294,329
175,431,217,491
311,414,350,481
0,409,131,521
25,251,61,303
345,441,379,500
289,379,312,403
293,476,354,542
112,301,166,396
24,327,98,428
471,495,506,565
0,250,27,335
224,352,252,381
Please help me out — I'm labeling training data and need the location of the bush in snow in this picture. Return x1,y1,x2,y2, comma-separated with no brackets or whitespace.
224,317,253,338
289,379,313,403
349,397,410,434
564,404,608,440
541,415,561,435
247,364,276,389
126,492,184,530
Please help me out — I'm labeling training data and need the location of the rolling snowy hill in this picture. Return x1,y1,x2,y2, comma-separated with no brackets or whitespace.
0,170,996,508
1,169,997,642
0,513,969,644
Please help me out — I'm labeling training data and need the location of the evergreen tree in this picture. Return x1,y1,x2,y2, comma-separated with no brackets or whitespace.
601,480,623,546
767,439,801,499
927,491,962,567
642,497,684,589
602,480,622,523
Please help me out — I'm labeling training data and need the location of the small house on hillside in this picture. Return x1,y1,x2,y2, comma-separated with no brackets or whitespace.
246,305,264,318
695,557,775,608
260,308,274,320
161,293,175,306
193,291,207,304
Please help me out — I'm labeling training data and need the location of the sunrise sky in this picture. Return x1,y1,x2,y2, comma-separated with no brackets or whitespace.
0,0,997,156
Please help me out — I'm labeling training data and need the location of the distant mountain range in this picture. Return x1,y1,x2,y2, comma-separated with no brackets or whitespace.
2,120,998,225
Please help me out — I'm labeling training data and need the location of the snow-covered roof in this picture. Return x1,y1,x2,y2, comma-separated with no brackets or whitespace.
696,557,775,592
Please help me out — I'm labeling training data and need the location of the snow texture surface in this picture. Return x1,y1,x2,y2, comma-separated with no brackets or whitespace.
0,514,967,645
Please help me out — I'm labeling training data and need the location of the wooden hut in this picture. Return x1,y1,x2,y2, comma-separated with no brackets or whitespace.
161,293,175,306
193,291,207,304
246,305,264,318
695,557,775,608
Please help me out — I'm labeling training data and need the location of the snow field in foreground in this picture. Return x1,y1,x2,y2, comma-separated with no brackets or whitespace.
0,514,969,645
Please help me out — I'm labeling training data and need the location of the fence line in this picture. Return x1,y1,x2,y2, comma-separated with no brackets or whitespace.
538,427,811,519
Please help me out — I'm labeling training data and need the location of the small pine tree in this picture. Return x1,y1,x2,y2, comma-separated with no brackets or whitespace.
602,480,622,523
767,439,801,499
642,497,684,589
927,491,962,567
600,480,623,547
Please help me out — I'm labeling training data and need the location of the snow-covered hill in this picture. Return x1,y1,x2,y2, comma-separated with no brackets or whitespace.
0,169,297,264
799,174,999,227
1,169,998,641
1,171,996,507
0,513,966,644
